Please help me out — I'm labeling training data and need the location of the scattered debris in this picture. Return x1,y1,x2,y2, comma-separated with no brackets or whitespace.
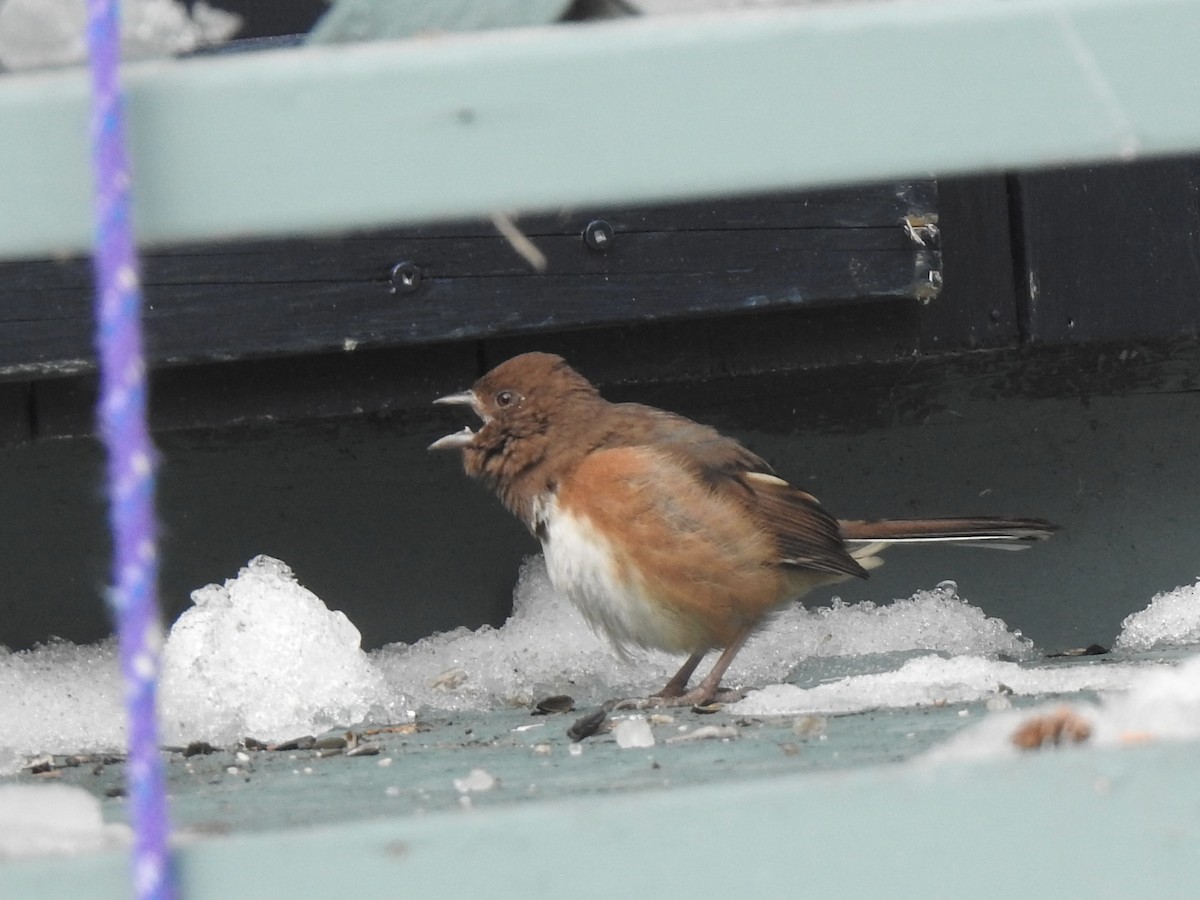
271,736,315,752
1117,731,1156,745
181,741,218,758
1047,644,1109,658
666,725,738,744
362,722,426,737
453,768,497,793
533,695,576,716
490,211,548,273
607,697,646,711
1011,707,1092,750
613,717,656,749
985,695,1013,712
431,668,469,690
792,716,827,740
21,754,123,774
312,731,353,751
567,708,608,742
382,839,409,858
22,756,57,775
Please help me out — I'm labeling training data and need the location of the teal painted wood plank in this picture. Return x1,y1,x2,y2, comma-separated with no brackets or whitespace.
3,742,1198,899
307,0,576,44
1,0,1199,260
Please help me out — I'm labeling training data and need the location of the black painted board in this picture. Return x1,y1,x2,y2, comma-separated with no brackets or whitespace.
0,183,938,378
918,176,1021,352
29,301,922,440
3,226,926,299
1015,158,1200,344
0,382,29,444
32,341,481,440
485,299,923,387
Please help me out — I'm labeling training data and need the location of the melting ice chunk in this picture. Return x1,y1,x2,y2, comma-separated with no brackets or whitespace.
0,558,402,757
1114,579,1200,651
160,555,396,745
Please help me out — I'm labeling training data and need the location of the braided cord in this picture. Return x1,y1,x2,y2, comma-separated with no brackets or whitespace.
85,3,175,898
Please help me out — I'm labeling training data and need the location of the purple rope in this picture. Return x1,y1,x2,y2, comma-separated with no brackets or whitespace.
85,3,175,899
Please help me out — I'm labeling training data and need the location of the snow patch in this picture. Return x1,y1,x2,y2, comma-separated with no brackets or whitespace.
4,561,1198,762
1114,579,1200,651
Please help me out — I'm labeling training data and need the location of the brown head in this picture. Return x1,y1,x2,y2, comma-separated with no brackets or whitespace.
429,353,604,523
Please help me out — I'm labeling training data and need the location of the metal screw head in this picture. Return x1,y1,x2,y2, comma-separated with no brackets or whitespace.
390,261,422,294
583,219,615,252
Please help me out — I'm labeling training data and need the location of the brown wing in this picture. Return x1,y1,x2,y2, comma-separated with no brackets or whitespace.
602,403,772,481
602,404,866,581
737,473,868,579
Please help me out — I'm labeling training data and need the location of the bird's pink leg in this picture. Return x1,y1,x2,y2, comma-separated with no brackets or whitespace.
652,650,707,698
650,630,752,706
680,629,751,705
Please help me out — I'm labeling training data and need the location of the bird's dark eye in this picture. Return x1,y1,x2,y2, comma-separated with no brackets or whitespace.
495,390,517,408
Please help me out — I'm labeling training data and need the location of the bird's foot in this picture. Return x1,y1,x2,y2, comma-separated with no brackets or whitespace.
609,687,743,710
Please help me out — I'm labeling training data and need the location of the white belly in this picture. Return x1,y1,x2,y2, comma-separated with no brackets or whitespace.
534,494,689,655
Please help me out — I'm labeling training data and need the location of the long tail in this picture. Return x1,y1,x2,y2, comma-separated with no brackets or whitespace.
838,517,1058,570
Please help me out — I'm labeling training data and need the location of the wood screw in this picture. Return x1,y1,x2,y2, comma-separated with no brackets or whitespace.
583,220,614,252
390,261,422,294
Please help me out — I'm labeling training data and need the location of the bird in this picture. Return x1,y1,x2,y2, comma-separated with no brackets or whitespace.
429,352,1056,706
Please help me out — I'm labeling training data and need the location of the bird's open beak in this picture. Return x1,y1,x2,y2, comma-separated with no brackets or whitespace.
429,390,481,450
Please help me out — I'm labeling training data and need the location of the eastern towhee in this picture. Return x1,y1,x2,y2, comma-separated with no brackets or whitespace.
431,352,1056,706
